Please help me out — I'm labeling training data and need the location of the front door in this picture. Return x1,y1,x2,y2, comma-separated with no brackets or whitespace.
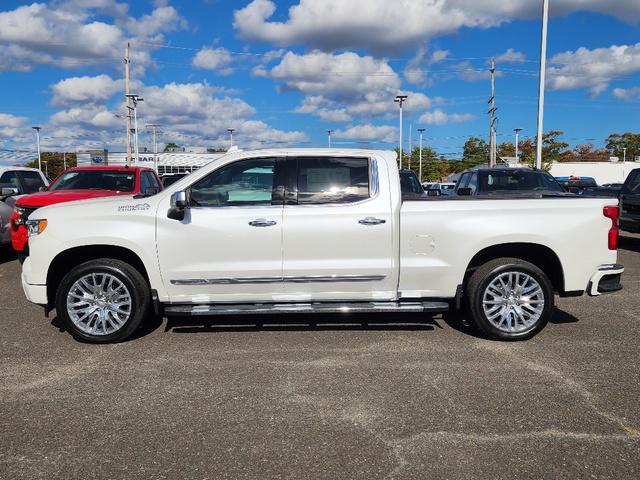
157,157,285,303
280,155,397,301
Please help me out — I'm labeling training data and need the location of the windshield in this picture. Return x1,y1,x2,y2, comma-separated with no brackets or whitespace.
480,170,564,193
49,170,136,192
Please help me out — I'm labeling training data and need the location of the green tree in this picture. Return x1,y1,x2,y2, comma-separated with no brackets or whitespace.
519,130,568,171
163,142,180,152
24,152,77,179
606,132,640,161
462,137,489,164
497,142,515,159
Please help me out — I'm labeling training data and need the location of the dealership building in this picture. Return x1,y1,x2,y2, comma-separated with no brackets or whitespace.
76,150,225,175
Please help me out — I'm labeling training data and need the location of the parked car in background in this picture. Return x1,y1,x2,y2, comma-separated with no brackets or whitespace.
422,182,435,190
438,183,457,195
399,169,425,196
555,176,598,193
581,183,624,197
1,167,48,248
160,172,189,187
20,149,623,343
619,168,640,233
11,166,162,257
455,167,567,196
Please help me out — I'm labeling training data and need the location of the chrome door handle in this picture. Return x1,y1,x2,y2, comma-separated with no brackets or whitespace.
249,219,277,227
358,217,386,226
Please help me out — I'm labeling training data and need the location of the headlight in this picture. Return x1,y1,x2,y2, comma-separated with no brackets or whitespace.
26,219,47,236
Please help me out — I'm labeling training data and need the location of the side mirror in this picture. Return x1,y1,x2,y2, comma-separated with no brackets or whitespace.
145,187,159,196
39,186,48,192
168,191,188,221
457,187,472,196
0,187,19,200
426,188,441,197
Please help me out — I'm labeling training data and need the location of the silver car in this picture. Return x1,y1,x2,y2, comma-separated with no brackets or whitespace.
0,167,48,247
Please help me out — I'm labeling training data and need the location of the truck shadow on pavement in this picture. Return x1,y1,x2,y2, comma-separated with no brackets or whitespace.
0,248,17,265
165,313,440,334
50,308,579,341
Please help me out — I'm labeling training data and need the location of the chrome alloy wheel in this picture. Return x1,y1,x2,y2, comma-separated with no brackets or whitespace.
66,273,132,336
482,271,545,333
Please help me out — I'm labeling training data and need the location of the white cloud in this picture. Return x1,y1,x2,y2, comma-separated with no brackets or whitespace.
50,105,122,130
334,124,397,143
495,48,525,63
0,2,186,73
418,109,475,125
234,0,640,53
404,46,449,86
51,74,122,106
259,50,432,122
612,86,640,101
0,113,29,139
192,47,234,75
547,42,640,95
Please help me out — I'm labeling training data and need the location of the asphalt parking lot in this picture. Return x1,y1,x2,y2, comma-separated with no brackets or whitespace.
1,235,639,480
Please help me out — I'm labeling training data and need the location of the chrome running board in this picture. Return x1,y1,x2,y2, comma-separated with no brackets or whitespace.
163,301,449,317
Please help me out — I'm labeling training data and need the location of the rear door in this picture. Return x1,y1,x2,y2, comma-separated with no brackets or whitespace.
280,155,397,301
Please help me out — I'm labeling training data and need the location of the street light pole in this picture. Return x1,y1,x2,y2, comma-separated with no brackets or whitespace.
394,95,408,169
535,0,549,170
418,128,425,183
327,129,333,148
227,128,235,148
32,126,42,171
514,128,523,163
43,161,48,178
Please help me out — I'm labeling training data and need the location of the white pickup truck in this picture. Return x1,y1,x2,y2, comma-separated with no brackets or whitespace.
21,149,624,343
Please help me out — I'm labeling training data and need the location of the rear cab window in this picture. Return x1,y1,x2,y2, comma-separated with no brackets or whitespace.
17,171,46,194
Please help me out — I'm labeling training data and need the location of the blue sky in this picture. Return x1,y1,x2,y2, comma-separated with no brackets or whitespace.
0,0,639,165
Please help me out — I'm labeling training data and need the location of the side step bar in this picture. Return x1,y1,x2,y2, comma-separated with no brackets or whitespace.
163,301,449,317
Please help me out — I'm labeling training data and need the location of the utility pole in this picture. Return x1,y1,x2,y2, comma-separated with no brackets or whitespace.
227,128,235,148
327,129,333,148
394,95,408,169
147,124,161,171
418,128,425,183
63,151,67,171
32,126,42,171
126,94,143,164
488,59,497,167
124,43,133,166
536,0,549,170
514,128,523,163
623,147,627,163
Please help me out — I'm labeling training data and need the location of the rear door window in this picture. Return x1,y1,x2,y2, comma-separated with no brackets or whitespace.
17,171,45,194
292,157,370,205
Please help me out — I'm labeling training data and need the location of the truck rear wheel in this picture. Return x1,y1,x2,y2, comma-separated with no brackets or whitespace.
465,257,554,340
55,258,150,343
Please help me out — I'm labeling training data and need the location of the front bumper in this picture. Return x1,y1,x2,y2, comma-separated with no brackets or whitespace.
587,264,624,296
21,258,47,305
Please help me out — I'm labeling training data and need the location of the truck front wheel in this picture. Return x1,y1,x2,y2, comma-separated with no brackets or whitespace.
55,258,150,343
465,257,554,340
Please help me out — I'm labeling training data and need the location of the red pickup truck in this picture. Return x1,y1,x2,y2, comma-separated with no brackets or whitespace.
11,166,162,256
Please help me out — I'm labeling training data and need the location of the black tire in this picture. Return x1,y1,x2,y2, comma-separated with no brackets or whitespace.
465,257,554,341
55,258,150,343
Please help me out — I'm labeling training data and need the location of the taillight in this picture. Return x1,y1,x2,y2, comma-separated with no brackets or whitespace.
603,205,619,250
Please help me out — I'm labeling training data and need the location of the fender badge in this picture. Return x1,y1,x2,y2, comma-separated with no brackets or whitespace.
118,203,151,212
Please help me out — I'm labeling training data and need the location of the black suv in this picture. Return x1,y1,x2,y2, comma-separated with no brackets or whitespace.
620,168,640,233
454,167,566,196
